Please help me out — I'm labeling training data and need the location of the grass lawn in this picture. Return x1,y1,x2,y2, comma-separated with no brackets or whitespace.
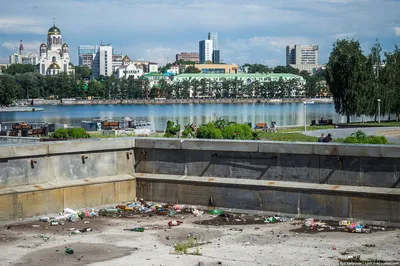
278,125,334,133
258,132,318,142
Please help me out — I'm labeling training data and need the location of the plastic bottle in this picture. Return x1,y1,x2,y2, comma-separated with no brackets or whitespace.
104,208,120,213
126,226,144,232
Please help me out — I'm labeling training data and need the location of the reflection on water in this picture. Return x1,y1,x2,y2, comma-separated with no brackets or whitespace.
0,103,374,131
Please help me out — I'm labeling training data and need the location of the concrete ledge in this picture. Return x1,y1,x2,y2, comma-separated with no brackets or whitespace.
259,141,313,154
48,138,134,154
135,138,182,149
0,143,49,159
0,174,136,222
133,173,400,198
0,174,135,196
182,139,259,152
135,173,400,222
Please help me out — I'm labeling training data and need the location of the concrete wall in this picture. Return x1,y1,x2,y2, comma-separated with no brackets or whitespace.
134,139,400,188
1,137,400,223
0,138,135,188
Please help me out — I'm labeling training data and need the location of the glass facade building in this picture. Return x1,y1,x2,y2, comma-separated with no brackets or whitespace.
78,45,99,68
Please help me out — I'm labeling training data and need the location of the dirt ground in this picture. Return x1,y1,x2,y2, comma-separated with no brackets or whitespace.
1,212,400,266
377,129,400,139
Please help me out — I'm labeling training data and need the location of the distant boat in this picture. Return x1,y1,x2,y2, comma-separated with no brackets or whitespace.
306,100,315,104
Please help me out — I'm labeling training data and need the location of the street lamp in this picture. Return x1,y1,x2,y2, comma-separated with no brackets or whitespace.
303,100,307,132
377,99,381,124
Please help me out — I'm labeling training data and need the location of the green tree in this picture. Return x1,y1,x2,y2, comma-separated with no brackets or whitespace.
74,66,91,79
273,65,299,74
326,39,368,123
0,74,18,106
87,79,105,98
185,66,201,73
383,45,400,120
242,64,269,73
3,64,34,75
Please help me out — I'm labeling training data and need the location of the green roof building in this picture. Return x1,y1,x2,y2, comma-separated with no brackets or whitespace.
172,73,305,85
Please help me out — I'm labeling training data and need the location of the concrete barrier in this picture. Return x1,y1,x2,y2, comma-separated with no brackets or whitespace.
134,138,400,188
0,138,399,223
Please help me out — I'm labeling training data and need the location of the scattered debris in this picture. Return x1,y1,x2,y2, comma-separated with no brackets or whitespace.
65,247,74,255
124,226,144,232
292,218,395,234
168,220,183,227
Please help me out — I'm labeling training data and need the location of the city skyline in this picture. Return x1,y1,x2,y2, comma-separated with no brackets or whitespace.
0,0,399,66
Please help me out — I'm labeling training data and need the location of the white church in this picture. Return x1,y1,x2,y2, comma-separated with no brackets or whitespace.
36,22,74,76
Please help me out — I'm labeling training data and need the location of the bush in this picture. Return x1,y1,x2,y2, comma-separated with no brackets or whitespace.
164,120,181,138
343,130,388,144
197,123,223,139
51,128,90,139
221,123,253,140
182,124,195,138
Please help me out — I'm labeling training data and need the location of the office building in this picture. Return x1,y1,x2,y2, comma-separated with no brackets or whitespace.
37,23,74,76
78,45,99,68
185,63,238,74
286,44,320,73
22,53,39,65
208,32,220,63
9,53,39,65
175,52,199,63
199,40,213,64
91,44,113,77
9,53,22,64
112,53,123,72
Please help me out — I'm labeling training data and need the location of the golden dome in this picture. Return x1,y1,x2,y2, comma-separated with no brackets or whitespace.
48,62,61,70
122,55,131,62
48,26,61,35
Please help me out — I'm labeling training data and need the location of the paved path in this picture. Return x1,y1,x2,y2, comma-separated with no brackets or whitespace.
303,127,400,144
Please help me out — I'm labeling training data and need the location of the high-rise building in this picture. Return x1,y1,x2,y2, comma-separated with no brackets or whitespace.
175,52,200,63
9,53,22,64
208,32,220,64
199,40,213,64
9,53,39,65
91,44,113,77
112,53,123,72
78,45,99,69
208,32,218,50
286,44,320,73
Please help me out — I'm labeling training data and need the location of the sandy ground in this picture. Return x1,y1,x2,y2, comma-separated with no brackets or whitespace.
1,213,400,266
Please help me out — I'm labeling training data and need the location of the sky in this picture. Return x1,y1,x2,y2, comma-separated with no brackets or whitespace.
0,0,399,66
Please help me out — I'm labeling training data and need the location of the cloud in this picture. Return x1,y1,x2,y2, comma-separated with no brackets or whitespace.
222,36,313,65
395,27,400,36
0,56,8,64
1,41,42,54
331,32,356,39
0,18,46,34
0,0,399,66
143,47,178,65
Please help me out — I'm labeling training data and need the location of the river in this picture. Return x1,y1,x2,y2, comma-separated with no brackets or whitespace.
0,103,366,131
